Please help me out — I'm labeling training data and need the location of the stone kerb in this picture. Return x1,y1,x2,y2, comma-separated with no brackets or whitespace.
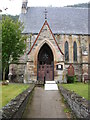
59,86,90,118
1,84,35,119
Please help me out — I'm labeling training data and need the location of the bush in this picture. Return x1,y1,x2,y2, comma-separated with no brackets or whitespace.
74,75,78,82
66,74,77,83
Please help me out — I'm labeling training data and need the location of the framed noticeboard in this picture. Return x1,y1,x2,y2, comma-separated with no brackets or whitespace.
56,64,63,70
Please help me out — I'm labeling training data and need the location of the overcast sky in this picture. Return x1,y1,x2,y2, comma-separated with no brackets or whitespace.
0,0,89,15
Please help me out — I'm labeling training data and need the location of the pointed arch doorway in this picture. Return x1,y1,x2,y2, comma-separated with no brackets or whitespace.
37,43,54,81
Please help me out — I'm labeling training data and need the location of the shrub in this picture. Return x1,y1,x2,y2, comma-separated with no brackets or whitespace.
66,74,77,83
74,75,78,82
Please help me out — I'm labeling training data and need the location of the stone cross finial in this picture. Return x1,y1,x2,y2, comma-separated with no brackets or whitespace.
44,8,48,20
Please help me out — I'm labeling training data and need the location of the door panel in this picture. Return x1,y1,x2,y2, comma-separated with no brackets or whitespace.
38,64,53,81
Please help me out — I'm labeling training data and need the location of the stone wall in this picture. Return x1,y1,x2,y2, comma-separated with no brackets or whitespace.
62,35,88,63
8,30,89,83
59,86,90,118
55,34,82,63
55,34,89,82
55,34,88,81
88,37,90,80
9,63,26,83
64,63,82,81
1,84,35,119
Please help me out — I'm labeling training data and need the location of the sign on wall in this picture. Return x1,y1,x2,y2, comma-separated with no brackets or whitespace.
56,64,63,70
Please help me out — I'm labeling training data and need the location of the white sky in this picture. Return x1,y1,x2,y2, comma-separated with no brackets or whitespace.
0,0,89,15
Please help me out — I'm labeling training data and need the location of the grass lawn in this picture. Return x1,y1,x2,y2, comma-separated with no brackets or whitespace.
59,82,89,100
0,83,30,108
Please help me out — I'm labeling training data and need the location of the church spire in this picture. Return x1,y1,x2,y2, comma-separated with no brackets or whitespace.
21,0,28,14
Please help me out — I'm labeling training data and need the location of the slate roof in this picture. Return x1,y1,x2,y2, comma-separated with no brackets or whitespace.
19,7,89,35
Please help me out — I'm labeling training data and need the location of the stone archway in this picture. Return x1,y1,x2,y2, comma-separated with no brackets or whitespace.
33,39,57,81
37,43,54,81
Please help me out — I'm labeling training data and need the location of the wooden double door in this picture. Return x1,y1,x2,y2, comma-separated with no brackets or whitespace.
38,64,54,81
37,43,54,81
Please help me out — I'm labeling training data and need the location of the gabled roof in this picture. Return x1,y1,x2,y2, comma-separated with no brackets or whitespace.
19,7,89,35
27,20,64,55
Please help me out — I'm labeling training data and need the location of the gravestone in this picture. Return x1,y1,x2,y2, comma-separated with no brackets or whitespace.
83,73,88,83
68,64,75,76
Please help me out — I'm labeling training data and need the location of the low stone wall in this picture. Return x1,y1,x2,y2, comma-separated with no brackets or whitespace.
0,84,35,119
59,86,90,118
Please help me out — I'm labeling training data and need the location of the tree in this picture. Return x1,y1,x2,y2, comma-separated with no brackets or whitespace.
3,14,19,21
2,16,26,81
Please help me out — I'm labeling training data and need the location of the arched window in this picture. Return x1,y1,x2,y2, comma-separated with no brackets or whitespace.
73,41,77,61
65,41,69,61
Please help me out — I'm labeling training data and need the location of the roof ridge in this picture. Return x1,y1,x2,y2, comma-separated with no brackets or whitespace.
27,6,89,9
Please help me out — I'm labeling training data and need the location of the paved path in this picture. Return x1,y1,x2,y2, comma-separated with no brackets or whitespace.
23,87,67,118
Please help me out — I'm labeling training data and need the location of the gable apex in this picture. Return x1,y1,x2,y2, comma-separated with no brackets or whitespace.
27,20,64,55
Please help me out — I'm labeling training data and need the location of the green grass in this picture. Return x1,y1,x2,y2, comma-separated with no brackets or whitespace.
64,108,71,113
0,83,30,108
59,82,89,100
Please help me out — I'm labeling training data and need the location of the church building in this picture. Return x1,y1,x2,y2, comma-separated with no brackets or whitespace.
9,0,89,83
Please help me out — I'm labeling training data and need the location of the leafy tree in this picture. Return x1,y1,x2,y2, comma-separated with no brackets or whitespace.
66,3,89,8
3,14,19,21
2,16,26,81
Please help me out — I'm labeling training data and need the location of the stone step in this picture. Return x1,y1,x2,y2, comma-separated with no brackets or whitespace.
45,81,58,91
45,81,56,84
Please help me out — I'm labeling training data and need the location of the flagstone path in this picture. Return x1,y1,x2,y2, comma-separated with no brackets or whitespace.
23,87,67,118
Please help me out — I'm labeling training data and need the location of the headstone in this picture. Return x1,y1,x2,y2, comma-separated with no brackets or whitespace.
83,73,88,83
68,64,74,76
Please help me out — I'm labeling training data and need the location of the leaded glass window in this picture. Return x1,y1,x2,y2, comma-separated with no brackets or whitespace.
65,41,69,61
73,41,77,61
